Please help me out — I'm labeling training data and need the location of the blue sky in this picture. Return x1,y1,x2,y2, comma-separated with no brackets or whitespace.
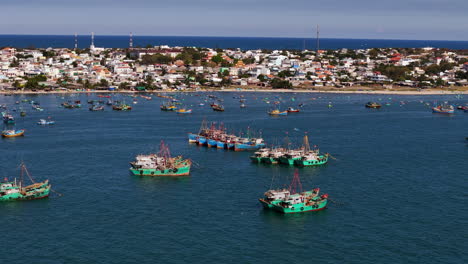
0,0,467,40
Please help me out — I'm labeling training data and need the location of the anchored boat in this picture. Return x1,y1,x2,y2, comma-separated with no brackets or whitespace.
2,129,25,138
365,102,381,108
259,171,328,214
250,148,271,163
37,119,55,125
130,141,191,176
287,107,300,113
0,163,51,202
268,109,288,116
112,103,132,111
89,105,105,111
432,105,454,114
176,108,192,114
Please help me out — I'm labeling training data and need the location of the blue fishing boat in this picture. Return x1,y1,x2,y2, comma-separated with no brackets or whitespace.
207,138,218,148
234,138,266,151
216,141,226,149
197,136,207,146
188,133,198,143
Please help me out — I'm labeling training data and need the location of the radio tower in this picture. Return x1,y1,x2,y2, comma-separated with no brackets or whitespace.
129,32,133,48
316,24,320,53
74,33,78,50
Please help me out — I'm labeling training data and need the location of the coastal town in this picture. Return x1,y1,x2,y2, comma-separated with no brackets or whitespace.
1,39,468,93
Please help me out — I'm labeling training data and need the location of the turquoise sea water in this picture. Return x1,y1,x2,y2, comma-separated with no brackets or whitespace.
0,92,467,263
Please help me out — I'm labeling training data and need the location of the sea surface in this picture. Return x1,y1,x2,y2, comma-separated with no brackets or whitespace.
0,92,467,264
0,35,468,50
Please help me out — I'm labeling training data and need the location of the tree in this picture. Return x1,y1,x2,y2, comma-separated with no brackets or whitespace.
12,80,21,89
72,61,78,67
257,74,266,82
99,79,109,87
119,82,130,90
211,55,224,64
270,78,292,89
10,59,19,67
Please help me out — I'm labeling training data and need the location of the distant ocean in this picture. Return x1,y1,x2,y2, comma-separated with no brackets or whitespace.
0,35,467,50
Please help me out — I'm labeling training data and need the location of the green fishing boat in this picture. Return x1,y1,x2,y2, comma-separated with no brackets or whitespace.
259,171,328,214
294,153,329,166
0,163,51,202
278,150,304,165
250,148,270,163
130,141,191,177
291,135,329,167
261,148,286,164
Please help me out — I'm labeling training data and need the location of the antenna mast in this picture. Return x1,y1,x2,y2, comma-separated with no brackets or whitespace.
74,33,78,50
316,24,320,53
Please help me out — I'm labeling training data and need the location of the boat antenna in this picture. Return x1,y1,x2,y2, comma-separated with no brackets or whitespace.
289,169,303,194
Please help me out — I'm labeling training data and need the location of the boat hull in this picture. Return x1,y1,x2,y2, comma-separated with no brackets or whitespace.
2,130,25,138
197,136,207,146
278,156,301,165
294,156,329,166
260,199,328,214
207,139,218,148
0,183,50,202
130,164,191,177
432,108,454,114
216,141,226,149
188,133,198,143
234,143,265,151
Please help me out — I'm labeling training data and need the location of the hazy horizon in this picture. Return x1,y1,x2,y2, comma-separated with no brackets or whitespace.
0,0,467,41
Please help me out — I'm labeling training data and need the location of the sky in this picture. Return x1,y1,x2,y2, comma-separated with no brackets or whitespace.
0,0,467,40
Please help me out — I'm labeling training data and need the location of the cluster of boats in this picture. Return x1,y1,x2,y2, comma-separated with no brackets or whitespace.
188,121,266,151
160,101,192,114
268,107,300,116
250,136,329,167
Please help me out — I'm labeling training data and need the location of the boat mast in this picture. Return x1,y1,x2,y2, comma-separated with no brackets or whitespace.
158,140,172,167
303,134,311,152
289,169,303,194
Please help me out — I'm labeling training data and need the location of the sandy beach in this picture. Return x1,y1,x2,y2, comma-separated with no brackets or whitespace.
1,86,467,96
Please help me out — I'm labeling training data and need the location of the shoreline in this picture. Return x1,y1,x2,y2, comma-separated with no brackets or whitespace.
1,87,468,96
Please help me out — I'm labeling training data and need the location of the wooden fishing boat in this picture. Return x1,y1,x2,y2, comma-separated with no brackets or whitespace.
176,108,192,114
259,171,328,214
112,104,132,111
212,104,225,112
0,163,51,202
287,107,300,113
365,102,381,108
250,148,271,163
129,141,191,177
432,105,454,114
89,105,105,111
268,109,288,116
2,129,25,137
160,103,177,111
